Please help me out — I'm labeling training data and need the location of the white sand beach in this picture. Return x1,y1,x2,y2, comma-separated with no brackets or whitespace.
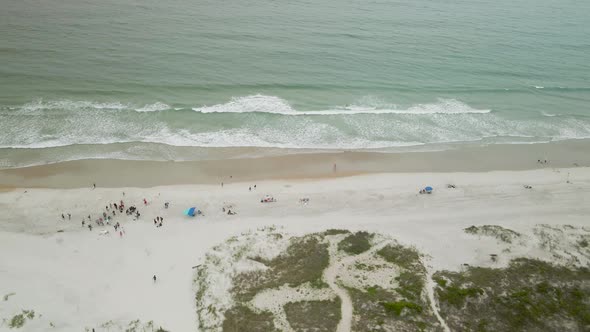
0,166,589,331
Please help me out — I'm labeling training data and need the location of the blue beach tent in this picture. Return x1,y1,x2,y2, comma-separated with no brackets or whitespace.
184,207,197,217
425,186,433,193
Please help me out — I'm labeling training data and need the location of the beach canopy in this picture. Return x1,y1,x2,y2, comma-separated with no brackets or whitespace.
425,186,433,193
184,207,197,217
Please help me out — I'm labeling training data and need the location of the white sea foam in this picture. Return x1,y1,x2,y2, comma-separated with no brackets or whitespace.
3,96,590,154
134,102,171,112
192,95,491,115
14,99,171,113
19,99,130,112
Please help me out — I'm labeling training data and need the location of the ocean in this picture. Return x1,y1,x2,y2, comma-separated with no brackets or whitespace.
1,0,590,167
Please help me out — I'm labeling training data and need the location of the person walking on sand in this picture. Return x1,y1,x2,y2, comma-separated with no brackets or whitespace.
61,214,65,220
153,275,157,283
93,183,96,189
143,198,147,205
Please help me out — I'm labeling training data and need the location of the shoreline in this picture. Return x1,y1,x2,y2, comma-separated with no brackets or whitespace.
1,139,589,189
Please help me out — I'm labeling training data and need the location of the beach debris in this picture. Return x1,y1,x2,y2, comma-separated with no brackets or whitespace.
523,185,532,189
299,198,310,204
447,184,456,189
3,292,16,301
261,195,276,203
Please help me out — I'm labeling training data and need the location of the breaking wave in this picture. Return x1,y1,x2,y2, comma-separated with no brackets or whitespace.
1,95,589,155
191,95,491,115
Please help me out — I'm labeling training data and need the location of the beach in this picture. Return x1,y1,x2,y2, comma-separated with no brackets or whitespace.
0,160,588,330
2,0,590,328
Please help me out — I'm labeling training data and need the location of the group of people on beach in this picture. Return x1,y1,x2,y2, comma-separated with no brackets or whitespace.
67,198,143,235
154,216,164,227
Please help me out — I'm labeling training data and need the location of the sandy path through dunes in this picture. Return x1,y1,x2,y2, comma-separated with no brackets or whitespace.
324,238,354,332
324,237,393,332
423,261,451,332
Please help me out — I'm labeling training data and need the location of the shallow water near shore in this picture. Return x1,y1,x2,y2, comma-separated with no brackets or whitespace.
1,0,590,166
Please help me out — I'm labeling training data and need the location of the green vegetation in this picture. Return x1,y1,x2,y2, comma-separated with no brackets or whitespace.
337,231,373,255
284,299,341,331
324,229,350,236
7,310,35,329
347,286,438,332
437,286,484,307
433,277,447,287
377,244,423,271
434,258,590,331
309,278,329,289
382,301,423,316
464,225,522,243
231,235,330,302
366,286,378,296
222,305,278,332
223,233,333,330
9,314,25,329
395,271,425,301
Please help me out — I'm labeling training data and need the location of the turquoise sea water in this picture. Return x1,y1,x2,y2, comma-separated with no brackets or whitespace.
1,0,589,166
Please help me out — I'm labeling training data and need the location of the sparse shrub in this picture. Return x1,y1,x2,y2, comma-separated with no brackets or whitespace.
324,229,349,236
285,299,341,331
395,271,424,300
382,301,423,316
377,244,422,270
9,314,25,328
222,305,278,332
438,286,484,307
338,231,373,255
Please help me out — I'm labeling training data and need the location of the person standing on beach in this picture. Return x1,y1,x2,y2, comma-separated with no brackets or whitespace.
93,183,96,189
68,213,71,220
153,275,157,283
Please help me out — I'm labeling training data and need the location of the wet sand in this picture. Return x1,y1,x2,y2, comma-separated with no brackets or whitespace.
1,139,589,189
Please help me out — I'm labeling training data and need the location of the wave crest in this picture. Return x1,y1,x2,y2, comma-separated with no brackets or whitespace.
192,95,491,115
